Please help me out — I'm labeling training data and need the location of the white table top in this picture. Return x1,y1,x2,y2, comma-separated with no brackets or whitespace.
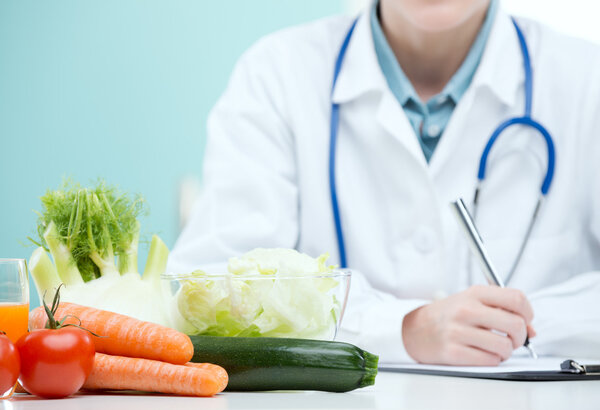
4,370,600,410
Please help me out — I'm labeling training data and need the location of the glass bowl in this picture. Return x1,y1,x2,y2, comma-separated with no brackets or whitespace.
162,269,351,341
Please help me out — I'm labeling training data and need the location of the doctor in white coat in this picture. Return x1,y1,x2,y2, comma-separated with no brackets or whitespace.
168,0,600,364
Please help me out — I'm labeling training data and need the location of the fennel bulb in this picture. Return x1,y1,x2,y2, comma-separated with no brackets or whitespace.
28,180,183,328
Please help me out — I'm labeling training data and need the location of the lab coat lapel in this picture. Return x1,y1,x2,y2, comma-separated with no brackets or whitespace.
428,8,524,177
376,91,428,169
331,12,380,103
331,9,429,170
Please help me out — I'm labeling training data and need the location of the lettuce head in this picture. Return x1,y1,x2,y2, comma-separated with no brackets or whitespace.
176,248,344,339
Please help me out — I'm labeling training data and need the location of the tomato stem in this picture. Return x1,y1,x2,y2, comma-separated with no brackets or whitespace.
41,285,104,338
42,284,63,329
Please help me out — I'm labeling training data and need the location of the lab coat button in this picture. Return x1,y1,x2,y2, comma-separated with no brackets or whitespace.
427,124,441,137
413,226,437,253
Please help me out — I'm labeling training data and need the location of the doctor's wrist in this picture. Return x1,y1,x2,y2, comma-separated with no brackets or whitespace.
401,305,432,363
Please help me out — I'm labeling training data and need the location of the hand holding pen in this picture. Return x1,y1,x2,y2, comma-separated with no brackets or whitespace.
402,284,536,365
450,198,538,359
401,198,538,365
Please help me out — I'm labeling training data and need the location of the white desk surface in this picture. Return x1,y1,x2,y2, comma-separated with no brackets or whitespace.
3,370,599,410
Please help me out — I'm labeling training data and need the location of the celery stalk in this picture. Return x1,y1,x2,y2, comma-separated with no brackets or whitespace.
43,221,83,285
118,221,140,275
142,235,169,282
29,247,62,305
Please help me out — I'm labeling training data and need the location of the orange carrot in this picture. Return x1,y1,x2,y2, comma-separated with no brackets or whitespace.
29,302,193,365
185,362,229,393
83,353,227,396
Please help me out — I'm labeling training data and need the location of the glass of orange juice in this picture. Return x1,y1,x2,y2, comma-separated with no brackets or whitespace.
1,259,29,397
0,259,29,344
1,259,29,398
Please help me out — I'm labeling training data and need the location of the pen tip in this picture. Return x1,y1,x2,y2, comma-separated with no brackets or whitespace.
525,340,538,359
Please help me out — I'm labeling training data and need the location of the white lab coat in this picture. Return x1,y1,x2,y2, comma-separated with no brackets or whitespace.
168,6,600,362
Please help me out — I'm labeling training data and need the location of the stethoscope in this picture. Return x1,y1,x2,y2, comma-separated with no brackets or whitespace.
329,17,556,284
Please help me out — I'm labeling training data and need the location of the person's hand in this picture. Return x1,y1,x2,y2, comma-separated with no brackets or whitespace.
402,285,536,366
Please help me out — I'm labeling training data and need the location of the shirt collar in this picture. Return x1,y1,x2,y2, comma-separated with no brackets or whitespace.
370,0,498,106
332,2,523,109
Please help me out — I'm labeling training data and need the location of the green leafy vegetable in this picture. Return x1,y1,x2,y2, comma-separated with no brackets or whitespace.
31,179,144,282
176,249,344,339
28,179,185,328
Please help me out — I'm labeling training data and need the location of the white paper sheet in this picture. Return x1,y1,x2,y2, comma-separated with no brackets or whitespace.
379,356,571,373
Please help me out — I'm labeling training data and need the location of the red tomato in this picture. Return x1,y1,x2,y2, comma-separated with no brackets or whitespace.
16,327,95,399
0,334,20,396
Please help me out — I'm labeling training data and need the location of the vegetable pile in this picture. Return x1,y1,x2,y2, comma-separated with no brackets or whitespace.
26,297,228,397
15,179,378,397
28,181,347,340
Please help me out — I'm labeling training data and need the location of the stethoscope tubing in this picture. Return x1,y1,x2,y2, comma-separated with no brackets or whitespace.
329,18,358,269
329,16,556,278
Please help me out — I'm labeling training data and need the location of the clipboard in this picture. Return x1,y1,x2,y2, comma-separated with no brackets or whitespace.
379,357,600,381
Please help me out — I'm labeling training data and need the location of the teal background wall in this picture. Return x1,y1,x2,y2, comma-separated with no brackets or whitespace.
0,0,344,308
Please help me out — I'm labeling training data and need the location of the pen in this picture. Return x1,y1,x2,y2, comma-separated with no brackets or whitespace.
450,198,538,359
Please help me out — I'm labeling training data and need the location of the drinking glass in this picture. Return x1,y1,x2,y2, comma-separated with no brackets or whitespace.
0,259,29,399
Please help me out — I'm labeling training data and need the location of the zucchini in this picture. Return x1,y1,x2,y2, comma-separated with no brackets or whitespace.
190,335,378,392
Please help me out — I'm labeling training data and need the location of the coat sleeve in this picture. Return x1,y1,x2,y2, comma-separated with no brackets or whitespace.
527,189,600,358
167,40,299,274
336,269,427,363
527,273,600,359
526,70,600,360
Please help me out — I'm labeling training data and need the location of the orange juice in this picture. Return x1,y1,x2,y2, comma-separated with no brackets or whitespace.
0,303,29,343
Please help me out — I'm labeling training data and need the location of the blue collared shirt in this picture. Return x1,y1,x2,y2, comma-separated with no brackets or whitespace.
370,0,498,162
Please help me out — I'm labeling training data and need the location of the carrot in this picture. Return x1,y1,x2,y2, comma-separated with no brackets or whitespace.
83,353,227,396
29,302,193,365
185,362,229,393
